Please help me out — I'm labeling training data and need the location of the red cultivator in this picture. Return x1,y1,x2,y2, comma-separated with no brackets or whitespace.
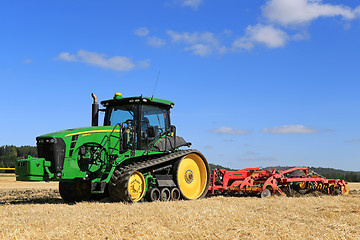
208,167,349,198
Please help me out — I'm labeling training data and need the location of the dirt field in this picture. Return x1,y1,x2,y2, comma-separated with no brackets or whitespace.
1,177,359,239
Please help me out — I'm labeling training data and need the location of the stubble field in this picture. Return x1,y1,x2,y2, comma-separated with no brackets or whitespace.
1,176,359,240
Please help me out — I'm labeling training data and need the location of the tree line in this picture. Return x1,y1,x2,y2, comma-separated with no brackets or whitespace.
0,145,37,168
263,166,360,182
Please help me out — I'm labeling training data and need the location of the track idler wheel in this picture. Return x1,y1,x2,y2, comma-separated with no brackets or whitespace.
160,188,171,201
173,153,210,200
170,188,181,201
147,188,160,202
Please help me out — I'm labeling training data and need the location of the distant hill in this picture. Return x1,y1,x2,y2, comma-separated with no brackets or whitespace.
208,163,235,171
263,166,360,182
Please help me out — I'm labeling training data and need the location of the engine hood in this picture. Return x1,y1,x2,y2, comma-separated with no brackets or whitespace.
37,126,119,140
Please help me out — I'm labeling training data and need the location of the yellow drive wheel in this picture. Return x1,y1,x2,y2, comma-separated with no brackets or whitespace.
127,171,146,202
175,153,210,200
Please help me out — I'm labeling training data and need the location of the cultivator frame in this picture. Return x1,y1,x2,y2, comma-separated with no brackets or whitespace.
208,167,349,198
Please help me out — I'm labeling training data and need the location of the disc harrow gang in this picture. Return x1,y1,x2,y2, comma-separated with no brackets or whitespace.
208,167,349,198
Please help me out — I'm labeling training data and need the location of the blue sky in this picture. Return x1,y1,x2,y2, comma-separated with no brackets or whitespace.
1,0,360,170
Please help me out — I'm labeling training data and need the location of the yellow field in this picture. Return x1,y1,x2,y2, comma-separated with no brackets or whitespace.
1,177,359,239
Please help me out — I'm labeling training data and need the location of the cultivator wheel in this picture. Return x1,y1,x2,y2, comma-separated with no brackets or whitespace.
260,189,271,198
292,182,311,194
342,184,349,195
173,153,210,200
59,179,91,202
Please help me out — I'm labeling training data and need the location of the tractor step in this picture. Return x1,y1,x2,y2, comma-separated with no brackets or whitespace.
91,181,107,193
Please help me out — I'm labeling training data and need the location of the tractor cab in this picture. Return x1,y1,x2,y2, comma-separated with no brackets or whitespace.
97,93,176,151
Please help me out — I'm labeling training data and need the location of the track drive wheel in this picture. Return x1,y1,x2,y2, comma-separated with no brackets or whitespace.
109,170,146,202
173,153,210,200
59,179,91,203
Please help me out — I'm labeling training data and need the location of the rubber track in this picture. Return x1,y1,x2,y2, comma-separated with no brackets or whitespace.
108,149,201,202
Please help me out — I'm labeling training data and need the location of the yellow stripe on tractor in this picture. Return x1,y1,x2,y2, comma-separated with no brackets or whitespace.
65,129,121,137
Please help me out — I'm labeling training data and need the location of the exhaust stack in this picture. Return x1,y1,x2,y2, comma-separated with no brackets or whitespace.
91,93,99,126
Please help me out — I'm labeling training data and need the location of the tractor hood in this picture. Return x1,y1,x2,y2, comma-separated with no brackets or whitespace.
36,126,121,161
35,126,122,176
37,126,118,140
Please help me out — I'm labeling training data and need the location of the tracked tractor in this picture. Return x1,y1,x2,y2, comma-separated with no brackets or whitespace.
16,93,210,202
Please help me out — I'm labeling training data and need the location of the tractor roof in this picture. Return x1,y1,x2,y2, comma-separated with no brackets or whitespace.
101,94,174,108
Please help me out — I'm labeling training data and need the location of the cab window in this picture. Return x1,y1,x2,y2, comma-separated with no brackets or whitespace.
140,105,169,149
108,105,137,126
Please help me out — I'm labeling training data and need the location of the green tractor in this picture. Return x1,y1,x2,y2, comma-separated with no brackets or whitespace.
16,93,210,202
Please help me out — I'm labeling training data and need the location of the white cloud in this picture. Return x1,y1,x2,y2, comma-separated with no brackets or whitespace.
232,0,360,50
57,50,149,71
263,124,319,134
167,30,226,56
223,29,233,36
134,27,150,37
180,0,202,9
233,24,289,50
185,44,212,56
76,50,135,71
292,31,310,41
212,126,250,135
263,0,357,26
167,30,215,44
58,52,77,62
356,6,360,17
134,1,360,55
147,37,166,47
136,59,151,69
22,59,32,64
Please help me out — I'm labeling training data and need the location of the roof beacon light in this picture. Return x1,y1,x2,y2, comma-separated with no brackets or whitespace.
114,92,123,100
